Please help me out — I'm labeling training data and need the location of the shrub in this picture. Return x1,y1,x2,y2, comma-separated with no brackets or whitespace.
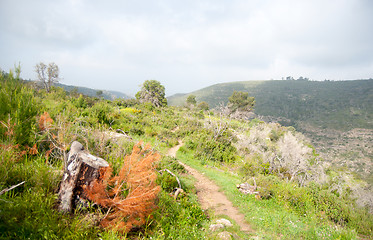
157,156,186,192
0,68,40,146
194,136,237,163
89,101,114,125
239,154,270,178
151,192,208,239
120,107,141,115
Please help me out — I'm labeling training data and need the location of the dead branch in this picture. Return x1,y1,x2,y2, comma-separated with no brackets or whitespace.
0,181,26,196
174,188,185,200
252,177,257,191
159,169,182,189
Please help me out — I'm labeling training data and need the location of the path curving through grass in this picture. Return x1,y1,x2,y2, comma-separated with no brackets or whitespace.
167,141,253,233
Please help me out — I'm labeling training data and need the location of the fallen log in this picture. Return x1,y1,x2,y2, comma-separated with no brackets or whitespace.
58,141,109,213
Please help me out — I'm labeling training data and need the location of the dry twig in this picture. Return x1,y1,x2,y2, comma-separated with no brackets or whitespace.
0,181,26,196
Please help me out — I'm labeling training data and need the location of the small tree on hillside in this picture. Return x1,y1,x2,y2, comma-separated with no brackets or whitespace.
198,101,209,111
35,62,60,92
96,90,103,98
228,91,255,112
186,95,197,107
136,80,167,107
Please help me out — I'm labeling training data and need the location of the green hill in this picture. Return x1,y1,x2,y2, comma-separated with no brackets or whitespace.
168,79,373,131
56,83,131,100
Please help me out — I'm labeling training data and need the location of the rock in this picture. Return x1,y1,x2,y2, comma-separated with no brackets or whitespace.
209,223,225,232
237,182,257,195
216,218,233,227
218,231,232,240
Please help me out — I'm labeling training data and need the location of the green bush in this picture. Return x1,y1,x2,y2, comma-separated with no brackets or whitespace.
255,175,373,235
0,69,40,146
239,154,270,178
157,156,186,192
150,192,208,239
71,94,88,108
194,136,237,163
89,101,115,125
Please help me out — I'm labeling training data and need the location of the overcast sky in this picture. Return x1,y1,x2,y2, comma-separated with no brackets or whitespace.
1,0,372,96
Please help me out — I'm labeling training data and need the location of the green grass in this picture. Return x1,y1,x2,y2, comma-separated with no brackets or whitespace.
177,151,361,239
0,152,101,239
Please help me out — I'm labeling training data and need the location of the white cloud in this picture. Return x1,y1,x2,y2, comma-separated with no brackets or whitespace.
0,0,372,95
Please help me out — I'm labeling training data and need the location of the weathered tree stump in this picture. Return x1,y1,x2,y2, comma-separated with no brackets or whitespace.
58,141,109,213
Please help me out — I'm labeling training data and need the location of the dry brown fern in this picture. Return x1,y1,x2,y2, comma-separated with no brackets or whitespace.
39,112,54,131
84,141,161,233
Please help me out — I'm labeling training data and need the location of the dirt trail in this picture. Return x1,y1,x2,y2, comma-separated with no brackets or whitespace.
167,142,252,233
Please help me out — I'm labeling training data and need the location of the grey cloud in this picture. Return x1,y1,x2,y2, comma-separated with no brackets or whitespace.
0,0,372,96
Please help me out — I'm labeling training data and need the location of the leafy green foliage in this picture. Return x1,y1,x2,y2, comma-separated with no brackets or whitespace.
151,192,208,239
136,80,167,107
186,94,197,106
194,136,237,163
197,101,209,110
0,67,40,146
228,91,255,112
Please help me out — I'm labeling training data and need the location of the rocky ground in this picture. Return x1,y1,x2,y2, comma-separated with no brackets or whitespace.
299,124,373,184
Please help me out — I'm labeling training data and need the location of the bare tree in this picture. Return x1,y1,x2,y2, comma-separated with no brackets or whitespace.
35,62,60,92
204,103,230,140
240,123,326,186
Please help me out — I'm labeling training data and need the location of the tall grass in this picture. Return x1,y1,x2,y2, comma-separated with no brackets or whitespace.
0,149,100,239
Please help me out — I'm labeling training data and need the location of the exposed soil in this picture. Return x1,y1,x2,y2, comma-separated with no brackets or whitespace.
167,142,253,233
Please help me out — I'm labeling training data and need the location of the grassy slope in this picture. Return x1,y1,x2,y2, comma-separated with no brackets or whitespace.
168,79,373,131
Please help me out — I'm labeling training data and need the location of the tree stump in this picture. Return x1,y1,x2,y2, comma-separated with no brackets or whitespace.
58,141,109,213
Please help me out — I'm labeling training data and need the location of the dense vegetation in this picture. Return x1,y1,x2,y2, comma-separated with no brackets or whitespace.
1,68,372,239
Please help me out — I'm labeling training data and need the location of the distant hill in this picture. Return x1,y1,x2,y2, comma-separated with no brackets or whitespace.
168,79,373,131
55,83,131,100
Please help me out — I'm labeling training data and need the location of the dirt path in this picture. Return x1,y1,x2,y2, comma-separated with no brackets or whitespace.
167,142,253,233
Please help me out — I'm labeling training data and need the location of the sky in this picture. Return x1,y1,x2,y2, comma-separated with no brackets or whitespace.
1,0,372,96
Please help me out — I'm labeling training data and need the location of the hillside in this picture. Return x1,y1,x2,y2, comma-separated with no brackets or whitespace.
168,79,373,182
168,79,373,131
55,82,131,100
